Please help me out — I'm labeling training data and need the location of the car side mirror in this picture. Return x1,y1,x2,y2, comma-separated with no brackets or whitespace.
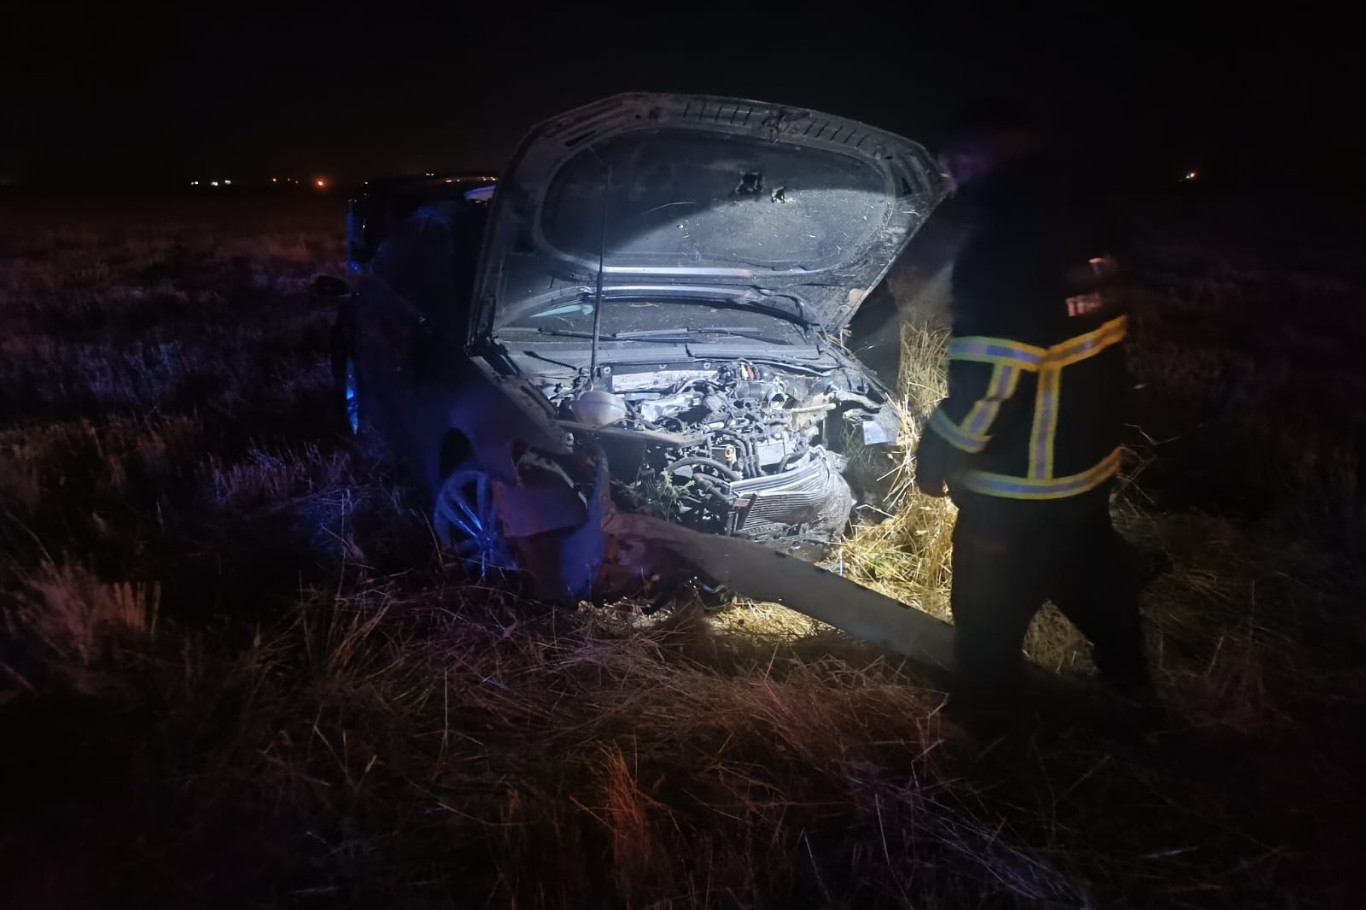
312,275,349,297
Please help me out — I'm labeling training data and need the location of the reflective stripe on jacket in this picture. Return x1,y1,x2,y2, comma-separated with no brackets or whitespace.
927,313,1127,500
925,151,1131,502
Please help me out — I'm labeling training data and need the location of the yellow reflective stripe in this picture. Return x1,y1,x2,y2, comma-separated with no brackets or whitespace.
1046,315,1127,367
947,337,1046,371
943,317,1127,480
928,407,988,453
1028,366,1061,479
958,449,1123,500
1043,367,1061,478
963,365,1020,438
1030,316,1124,479
954,316,1126,480
947,315,1127,372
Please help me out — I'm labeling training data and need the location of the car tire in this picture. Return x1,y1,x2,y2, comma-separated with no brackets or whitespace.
433,465,516,575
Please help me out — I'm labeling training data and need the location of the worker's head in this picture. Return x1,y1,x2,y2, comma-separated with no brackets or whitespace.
940,97,1044,190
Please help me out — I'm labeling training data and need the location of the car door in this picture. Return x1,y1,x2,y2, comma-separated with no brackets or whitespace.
356,200,489,479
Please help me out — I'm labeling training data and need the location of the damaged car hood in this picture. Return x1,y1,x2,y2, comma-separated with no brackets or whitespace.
472,93,949,336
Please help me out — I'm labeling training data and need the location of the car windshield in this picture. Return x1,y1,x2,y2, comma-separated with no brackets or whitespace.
494,297,810,346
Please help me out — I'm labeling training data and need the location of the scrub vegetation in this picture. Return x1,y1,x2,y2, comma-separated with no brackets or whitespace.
1,196,1362,908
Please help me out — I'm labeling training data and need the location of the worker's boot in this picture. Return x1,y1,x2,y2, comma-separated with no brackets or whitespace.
1094,653,1175,744
945,661,1030,744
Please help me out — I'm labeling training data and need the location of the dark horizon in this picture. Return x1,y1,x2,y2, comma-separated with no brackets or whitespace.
4,4,1360,193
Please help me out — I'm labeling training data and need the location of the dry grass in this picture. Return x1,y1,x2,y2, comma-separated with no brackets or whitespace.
4,562,160,693
1,196,1364,908
835,322,955,614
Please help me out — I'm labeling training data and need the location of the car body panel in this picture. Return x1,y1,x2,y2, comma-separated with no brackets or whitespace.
471,93,948,337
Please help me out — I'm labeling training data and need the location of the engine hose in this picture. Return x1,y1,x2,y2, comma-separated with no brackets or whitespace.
714,430,757,478
665,456,741,481
693,475,737,511
726,431,759,475
688,473,734,507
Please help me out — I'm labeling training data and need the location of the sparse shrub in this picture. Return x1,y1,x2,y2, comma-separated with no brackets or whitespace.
4,562,159,692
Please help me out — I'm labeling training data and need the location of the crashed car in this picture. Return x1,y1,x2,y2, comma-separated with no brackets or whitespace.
330,93,948,600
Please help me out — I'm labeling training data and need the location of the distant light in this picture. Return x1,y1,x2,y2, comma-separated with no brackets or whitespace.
271,177,278,183
425,172,434,177
444,177,454,183
1181,170,1199,182
315,177,327,189
224,179,232,185
211,180,220,187
190,180,199,186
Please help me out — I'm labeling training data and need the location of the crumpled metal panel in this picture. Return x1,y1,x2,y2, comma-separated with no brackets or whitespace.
602,510,955,670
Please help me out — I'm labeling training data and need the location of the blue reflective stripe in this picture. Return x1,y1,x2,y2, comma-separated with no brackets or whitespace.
928,408,988,453
958,450,1123,501
963,365,1019,438
1047,316,1127,366
1028,367,1061,479
948,316,1127,371
947,340,1044,370
940,318,1129,494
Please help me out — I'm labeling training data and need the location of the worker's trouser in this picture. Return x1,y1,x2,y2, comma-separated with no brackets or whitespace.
948,483,1148,718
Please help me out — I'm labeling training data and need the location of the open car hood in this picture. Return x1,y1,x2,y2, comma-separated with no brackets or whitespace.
472,93,949,336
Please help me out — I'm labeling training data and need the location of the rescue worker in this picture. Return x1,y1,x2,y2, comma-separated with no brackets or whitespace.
913,100,1151,731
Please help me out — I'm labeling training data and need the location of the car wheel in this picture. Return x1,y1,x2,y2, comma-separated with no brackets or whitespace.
434,467,516,574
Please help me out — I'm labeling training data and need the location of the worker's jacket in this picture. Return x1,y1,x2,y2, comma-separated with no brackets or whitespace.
927,154,1129,501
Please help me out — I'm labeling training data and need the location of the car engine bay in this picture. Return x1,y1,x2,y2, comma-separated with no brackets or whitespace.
537,361,875,542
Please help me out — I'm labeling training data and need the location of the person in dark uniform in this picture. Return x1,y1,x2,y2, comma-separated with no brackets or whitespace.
914,100,1151,730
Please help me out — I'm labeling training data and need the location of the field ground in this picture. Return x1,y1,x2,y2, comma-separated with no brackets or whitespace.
1,196,1363,908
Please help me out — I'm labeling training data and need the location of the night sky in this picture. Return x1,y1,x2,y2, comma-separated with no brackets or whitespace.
4,2,1358,191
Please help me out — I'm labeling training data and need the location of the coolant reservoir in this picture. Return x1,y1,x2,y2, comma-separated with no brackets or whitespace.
570,389,628,427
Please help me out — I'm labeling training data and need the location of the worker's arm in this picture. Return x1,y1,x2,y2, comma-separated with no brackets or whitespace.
914,343,1034,496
